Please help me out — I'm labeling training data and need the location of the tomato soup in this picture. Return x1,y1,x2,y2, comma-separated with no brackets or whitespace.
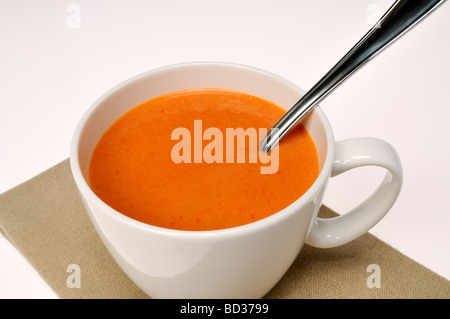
88,89,319,231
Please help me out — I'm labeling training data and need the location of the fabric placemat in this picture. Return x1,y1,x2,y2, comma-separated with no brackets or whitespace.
0,159,449,299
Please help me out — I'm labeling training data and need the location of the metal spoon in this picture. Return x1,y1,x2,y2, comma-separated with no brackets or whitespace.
260,0,447,153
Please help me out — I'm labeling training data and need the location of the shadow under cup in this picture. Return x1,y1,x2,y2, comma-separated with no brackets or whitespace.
70,62,334,299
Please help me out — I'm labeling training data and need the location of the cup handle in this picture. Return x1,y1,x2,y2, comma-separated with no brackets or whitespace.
306,137,403,248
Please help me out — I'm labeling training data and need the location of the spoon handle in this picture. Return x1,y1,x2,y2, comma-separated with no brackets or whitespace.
261,0,446,152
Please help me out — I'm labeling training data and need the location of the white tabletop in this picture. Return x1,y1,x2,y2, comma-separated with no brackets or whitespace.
1,0,449,298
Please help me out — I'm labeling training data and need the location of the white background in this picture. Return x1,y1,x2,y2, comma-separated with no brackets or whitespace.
0,0,449,298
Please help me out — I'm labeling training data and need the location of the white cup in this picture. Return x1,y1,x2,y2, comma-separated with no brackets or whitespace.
70,62,402,298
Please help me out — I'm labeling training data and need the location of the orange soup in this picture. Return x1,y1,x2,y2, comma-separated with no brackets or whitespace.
88,89,319,231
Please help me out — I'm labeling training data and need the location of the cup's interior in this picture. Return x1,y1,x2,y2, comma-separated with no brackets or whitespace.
75,63,331,192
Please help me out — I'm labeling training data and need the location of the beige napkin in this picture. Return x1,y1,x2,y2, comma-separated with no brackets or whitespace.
0,159,449,299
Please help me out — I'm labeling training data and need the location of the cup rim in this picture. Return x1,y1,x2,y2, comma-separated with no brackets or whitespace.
70,61,335,238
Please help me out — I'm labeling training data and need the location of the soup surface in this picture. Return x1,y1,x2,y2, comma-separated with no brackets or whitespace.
89,89,319,231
